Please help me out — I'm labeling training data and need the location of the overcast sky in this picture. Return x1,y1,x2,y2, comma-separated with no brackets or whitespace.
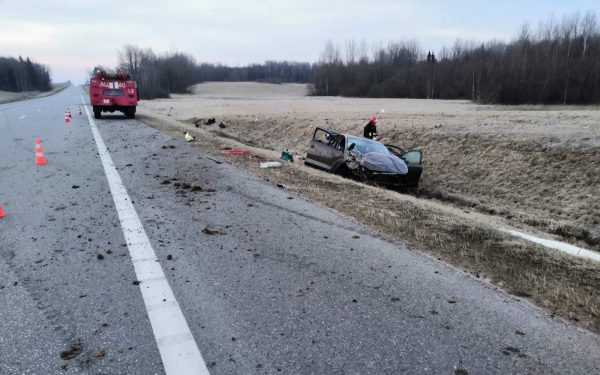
1,0,598,83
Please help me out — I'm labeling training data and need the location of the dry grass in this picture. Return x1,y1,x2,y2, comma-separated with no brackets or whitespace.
138,110,600,333
0,83,69,104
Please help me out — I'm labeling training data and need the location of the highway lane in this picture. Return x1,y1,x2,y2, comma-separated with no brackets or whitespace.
1,86,599,374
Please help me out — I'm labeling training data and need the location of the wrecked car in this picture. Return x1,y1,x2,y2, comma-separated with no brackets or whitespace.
304,127,422,189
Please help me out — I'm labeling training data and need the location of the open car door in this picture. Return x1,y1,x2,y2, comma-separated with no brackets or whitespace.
386,145,423,188
305,128,344,170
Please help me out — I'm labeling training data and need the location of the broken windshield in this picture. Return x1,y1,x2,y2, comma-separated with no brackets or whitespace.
346,136,390,155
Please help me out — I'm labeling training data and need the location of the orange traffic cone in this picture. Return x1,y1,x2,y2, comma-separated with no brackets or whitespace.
35,142,47,165
0,204,4,218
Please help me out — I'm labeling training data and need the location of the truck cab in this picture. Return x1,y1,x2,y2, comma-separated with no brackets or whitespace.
89,68,138,119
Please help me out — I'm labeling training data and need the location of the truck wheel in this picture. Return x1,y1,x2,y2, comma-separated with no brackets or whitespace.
124,107,136,119
93,107,101,119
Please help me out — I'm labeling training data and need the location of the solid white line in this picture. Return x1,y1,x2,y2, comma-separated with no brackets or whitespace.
500,228,600,262
80,93,210,375
19,115,26,119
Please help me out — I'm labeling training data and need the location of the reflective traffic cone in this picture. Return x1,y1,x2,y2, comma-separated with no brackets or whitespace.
35,138,41,145
35,142,47,165
64,113,70,124
0,204,4,218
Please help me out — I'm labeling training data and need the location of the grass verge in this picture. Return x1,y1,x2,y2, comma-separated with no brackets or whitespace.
0,83,69,105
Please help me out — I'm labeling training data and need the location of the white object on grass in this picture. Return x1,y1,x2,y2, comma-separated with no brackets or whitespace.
260,161,282,168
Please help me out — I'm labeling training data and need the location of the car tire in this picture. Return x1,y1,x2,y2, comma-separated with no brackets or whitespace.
331,162,351,178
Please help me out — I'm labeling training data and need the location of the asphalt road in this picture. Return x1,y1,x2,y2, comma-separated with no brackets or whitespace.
1,86,599,375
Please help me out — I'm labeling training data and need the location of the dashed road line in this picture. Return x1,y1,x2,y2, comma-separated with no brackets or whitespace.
80,93,210,375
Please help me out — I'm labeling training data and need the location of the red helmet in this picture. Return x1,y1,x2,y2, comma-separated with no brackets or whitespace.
369,116,378,123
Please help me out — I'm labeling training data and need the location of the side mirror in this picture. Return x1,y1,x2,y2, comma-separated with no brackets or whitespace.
348,143,356,151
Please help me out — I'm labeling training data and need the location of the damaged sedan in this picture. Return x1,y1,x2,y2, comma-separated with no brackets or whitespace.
304,127,423,189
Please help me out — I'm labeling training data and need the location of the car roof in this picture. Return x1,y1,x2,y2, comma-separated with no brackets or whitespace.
345,134,380,143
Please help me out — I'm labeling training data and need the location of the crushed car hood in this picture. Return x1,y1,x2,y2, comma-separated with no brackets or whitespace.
357,152,408,174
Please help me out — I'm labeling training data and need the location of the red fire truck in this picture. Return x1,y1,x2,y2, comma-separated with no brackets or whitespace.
89,68,138,119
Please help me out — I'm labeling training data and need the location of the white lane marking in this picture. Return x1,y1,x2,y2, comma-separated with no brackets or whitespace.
80,94,210,375
500,228,600,262
19,115,26,119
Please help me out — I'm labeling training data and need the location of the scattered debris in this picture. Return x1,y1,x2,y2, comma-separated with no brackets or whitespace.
72,185,80,189
60,340,83,360
166,254,173,260
515,330,526,336
221,148,252,156
276,184,284,188
352,235,360,239
91,349,106,358
260,161,282,169
218,122,226,129
190,185,202,192
132,280,141,285
202,227,223,235
184,132,195,142
96,254,104,260
206,156,223,164
501,346,522,356
205,118,216,125
280,150,294,162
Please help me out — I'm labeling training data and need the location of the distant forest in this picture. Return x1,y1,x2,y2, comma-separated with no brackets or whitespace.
117,45,311,99
0,56,52,92
118,11,600,104
312,11,600,104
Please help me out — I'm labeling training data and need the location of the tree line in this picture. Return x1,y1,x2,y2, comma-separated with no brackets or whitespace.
312,11,600,104
117,45,311,99
116,11,600,104
0,56,52,92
